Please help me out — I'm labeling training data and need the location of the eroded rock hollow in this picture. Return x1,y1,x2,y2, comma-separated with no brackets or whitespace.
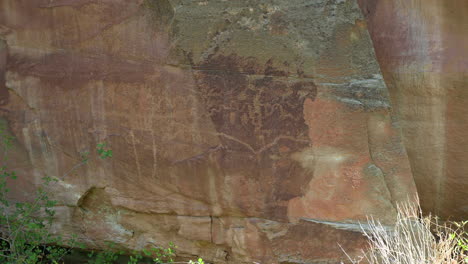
1,0,464,263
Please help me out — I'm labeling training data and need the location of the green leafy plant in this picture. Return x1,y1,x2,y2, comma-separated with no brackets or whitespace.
188,258,204,264
451,220,468,263
97,143,112,159
87,242,123,264
146,242,176,264
0,123,205,264
86,242,177,264
0,122,112,263
62,142,111,180
0,171,83,263
127,254,142,264
0,123,81,263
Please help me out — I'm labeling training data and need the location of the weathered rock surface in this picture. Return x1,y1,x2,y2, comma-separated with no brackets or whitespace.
0,0,417,263
358,0,468,220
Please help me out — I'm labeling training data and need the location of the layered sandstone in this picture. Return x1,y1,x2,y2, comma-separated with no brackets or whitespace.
0,0,417,263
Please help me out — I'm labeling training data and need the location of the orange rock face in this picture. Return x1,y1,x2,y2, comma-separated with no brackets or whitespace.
359,0,468,220
0,0,418,263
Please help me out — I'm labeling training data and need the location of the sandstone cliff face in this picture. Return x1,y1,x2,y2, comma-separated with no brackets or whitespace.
0,0,418,263
359,0,468,220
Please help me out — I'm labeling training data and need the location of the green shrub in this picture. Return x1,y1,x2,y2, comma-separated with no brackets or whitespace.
86,242,123,264
86,242,177,264
0,123,108,263
0,169,84,263
0,123,206,264
452,220,468,263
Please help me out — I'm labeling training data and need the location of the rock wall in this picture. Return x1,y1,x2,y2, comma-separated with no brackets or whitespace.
0,0,418,263
359,0,468,220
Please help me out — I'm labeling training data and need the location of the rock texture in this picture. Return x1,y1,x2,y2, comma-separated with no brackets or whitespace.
358,0,468,220
0,0,417,263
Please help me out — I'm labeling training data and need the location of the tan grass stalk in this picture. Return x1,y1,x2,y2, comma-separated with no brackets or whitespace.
343,201,464,264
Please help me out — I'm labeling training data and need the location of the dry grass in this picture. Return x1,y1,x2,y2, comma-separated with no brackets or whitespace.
342,201,466,264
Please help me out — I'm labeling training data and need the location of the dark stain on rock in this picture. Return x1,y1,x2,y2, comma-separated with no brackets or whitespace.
143,0,174,29
37,0,96,8
0,40,9,106
194,68,315,151
194,55,317,220
195,54,290,77
264,59,288,77
194,54,317,151
195,54,258,75
269,11,289,35
8,52,154,88
357,0,378,19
